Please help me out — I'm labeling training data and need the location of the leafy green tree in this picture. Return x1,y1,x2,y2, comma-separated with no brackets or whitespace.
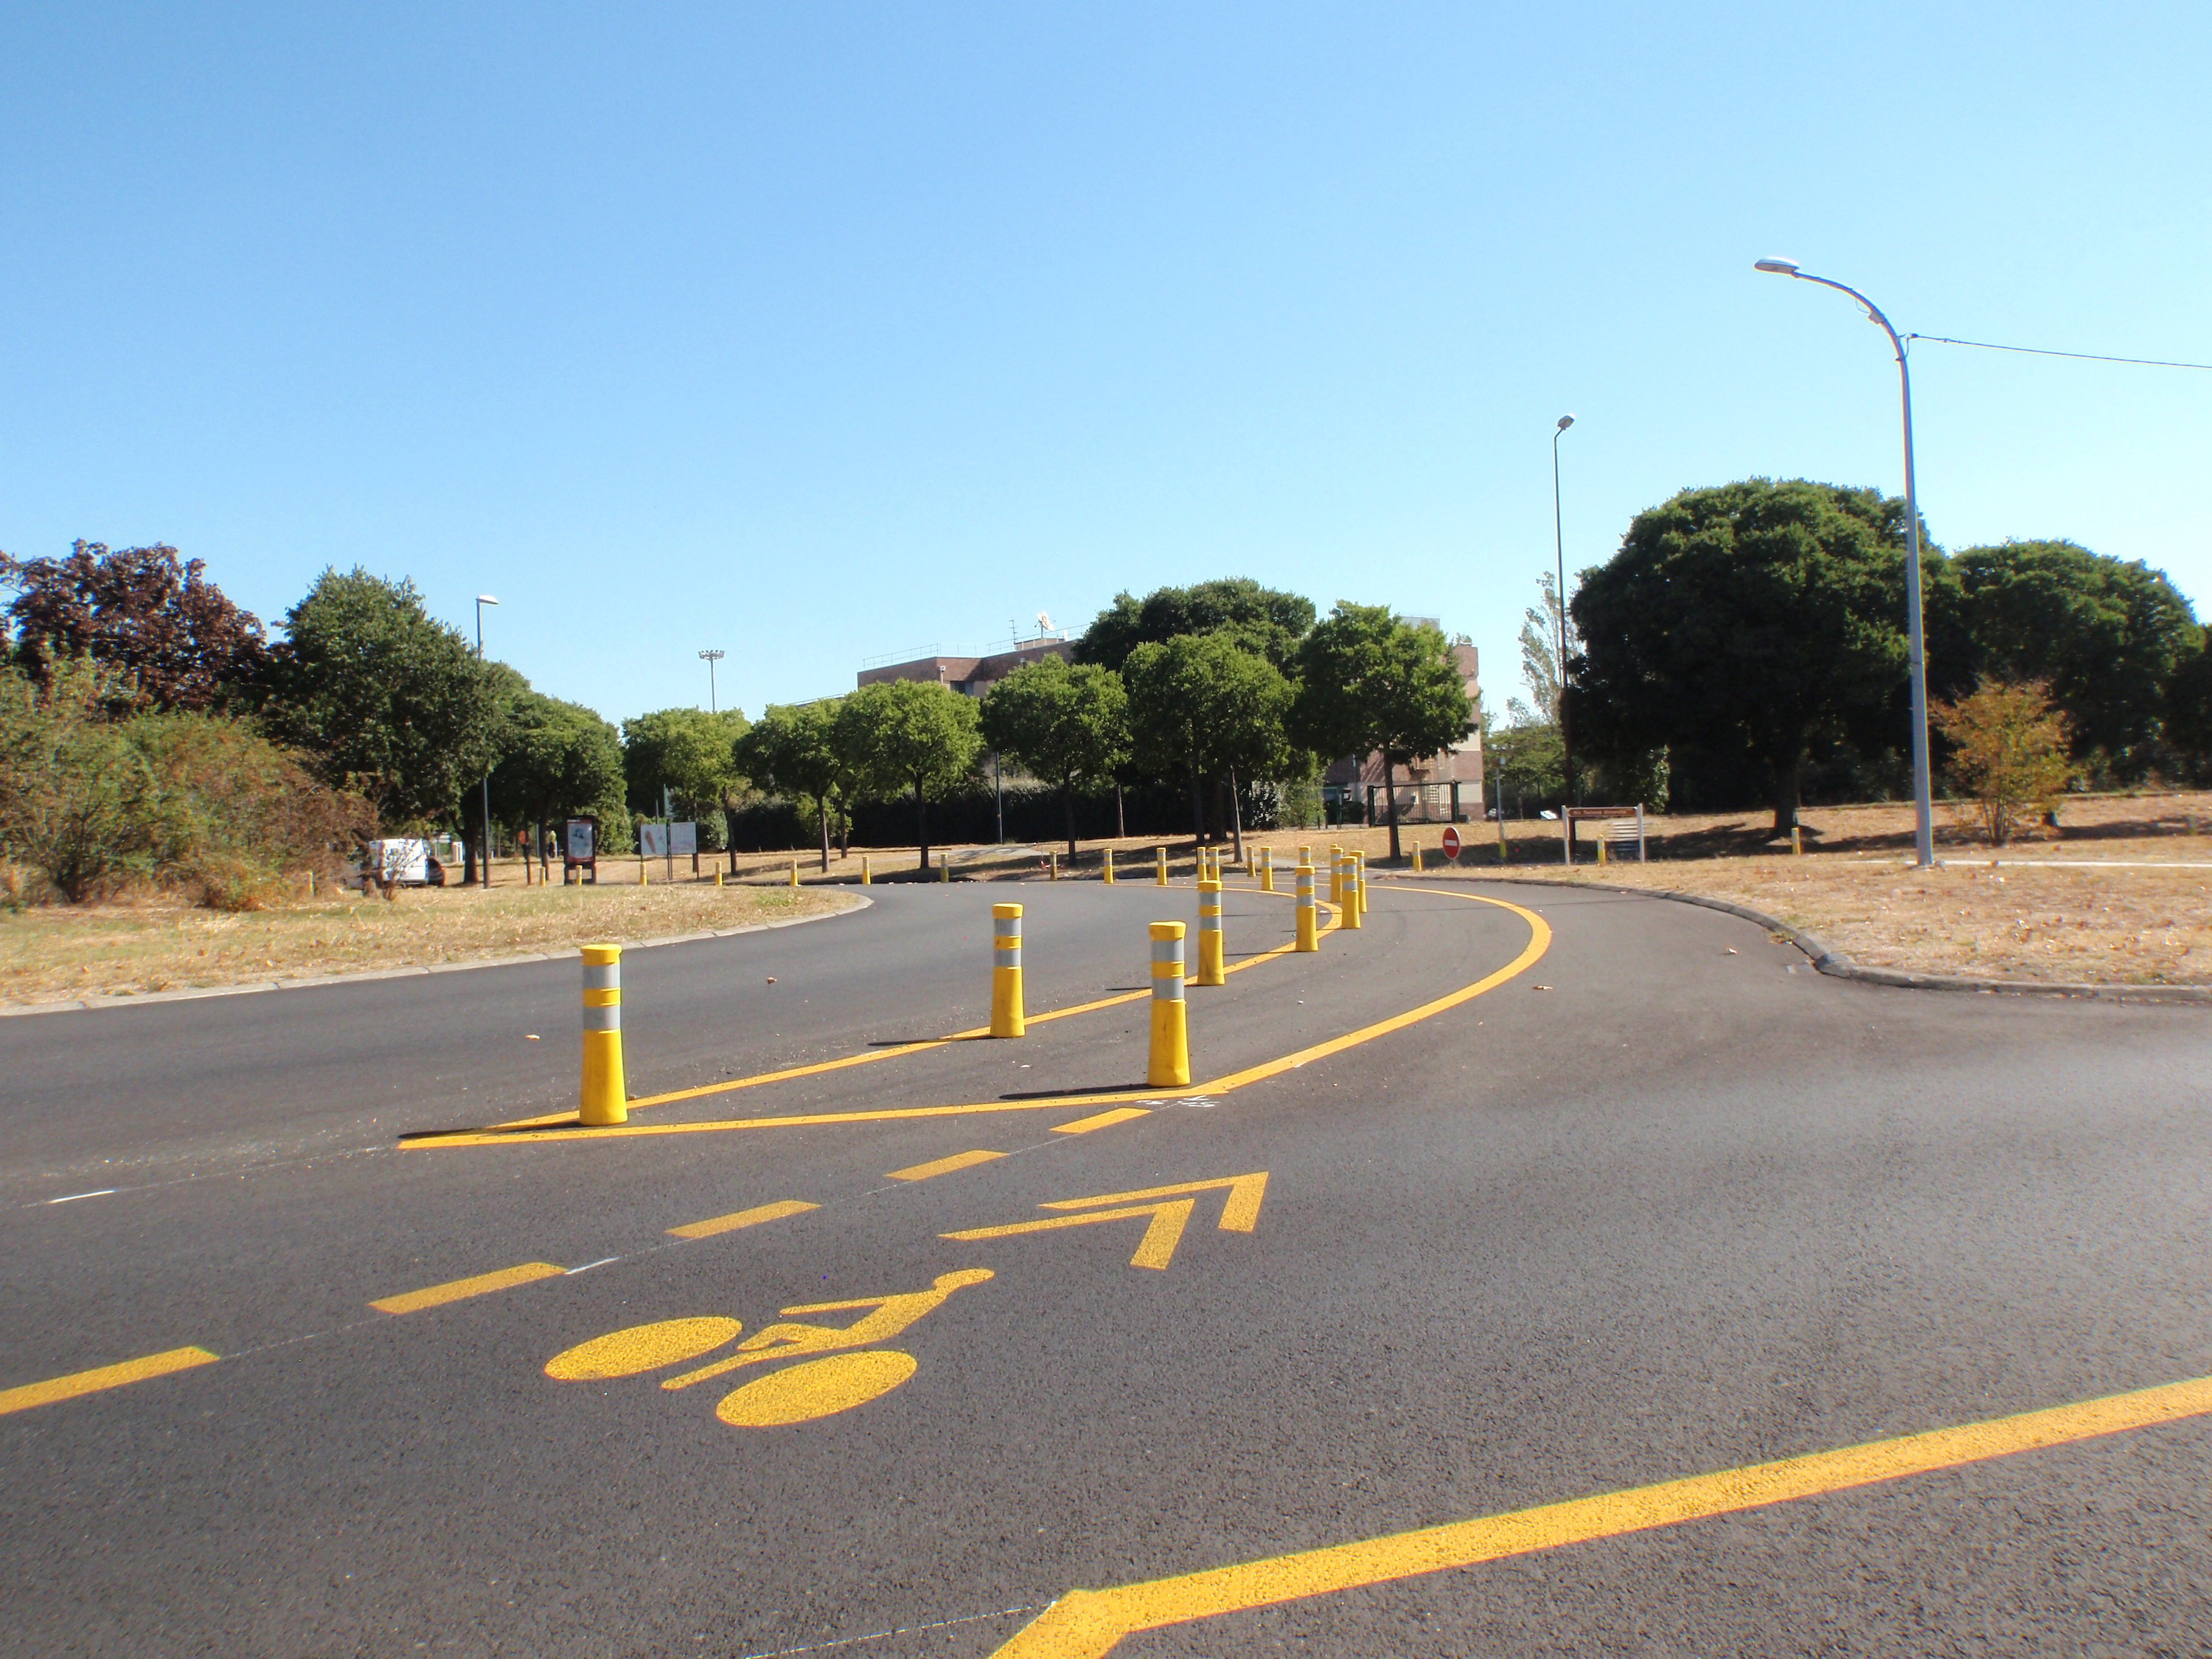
1123,633,1295,859
737,700,849,871
623,706,750,856
489,690,627,869
0,541,268,713
1942,540,2198,781
1572,479,1913,838
1292,604,1472,860
834,679,982,872
1075,579,1315,673
262,568,503,831
1933,678,2073,847
1486,720,1564,817
979,658,1129,858
2164,635,2212,780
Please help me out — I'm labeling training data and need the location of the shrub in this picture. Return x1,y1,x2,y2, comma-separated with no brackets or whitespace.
1933,677,2073,847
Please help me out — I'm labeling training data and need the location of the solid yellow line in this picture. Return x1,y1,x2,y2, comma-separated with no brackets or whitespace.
369,1262,566,1315
990,1370,2212,1657
667,1199,819,1239
1051,1107,1152,1135
0,1346,221,1419
486,895,1335,1131
406,895,1516,1152
888,1149,1006,1182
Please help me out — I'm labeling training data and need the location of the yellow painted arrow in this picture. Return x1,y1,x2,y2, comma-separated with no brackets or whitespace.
942,1173,1267,1270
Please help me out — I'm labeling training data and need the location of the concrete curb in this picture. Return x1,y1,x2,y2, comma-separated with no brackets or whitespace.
1406,870,2212,1006
0,893,874,1020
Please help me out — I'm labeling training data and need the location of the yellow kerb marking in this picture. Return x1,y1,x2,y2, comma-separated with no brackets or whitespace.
1051,1107,1152,1135
370,1261,566,1315
990,1370,2212,1658
0,1346,220,1418
667,1199,818,1239
887,1149,1006,1182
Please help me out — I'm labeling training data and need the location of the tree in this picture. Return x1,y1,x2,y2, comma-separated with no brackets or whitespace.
1933,678,2073,847
833,679,981,872
1944,540,2198,782
1510,573,1563,728
1075,579,1315,673
262,568,503,831
1572,479,1913,838
737,700,849,872
489,691,626,870
979,658,1129,858
1123,633,1295,860
1292,604,1472,860
0,540,267,712
622,707,750,859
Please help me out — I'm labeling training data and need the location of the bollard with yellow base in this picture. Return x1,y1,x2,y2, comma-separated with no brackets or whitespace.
790,857,799,888
1259,846,1274,893
1147,922,1190,1086
941,856,952,883
1356,851,1368,916
1791,825,1802,856
1328,846,1344,907
715,869,723,888
1294,862,1318,951
1411,841,1423,874
1598,836,1608,866
861,856,872,886
1103,846,1116,885
1048,852,1059,880
579,944,628,1126
1194,880,1225,985
1340,853,1363,929
990,903,1026,1037
1155,846,1168,886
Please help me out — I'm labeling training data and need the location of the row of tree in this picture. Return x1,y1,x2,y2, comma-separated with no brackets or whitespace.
1506,479,2212,835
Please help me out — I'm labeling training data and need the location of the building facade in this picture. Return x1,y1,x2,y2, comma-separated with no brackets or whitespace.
855,635,1073,697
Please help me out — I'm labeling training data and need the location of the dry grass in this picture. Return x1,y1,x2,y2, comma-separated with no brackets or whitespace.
0,881,855,1006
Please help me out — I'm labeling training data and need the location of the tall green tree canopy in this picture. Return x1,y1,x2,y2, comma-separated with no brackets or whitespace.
737,700,848,870
1,540,267,712
1075,579,1315,672
263,568,502,830
1572,479,1913,836
623,706,750,852
1123,632,1295,852
1941,540,2198,779
833,679,981,871
489,690,626,854
979,658,1129,856
1291,603,1471,858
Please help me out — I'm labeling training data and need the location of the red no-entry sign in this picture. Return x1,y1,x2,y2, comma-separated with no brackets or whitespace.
1441,827,1461,859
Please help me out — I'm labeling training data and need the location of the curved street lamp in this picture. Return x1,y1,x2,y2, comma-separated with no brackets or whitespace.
1756,260,1935,868
1552,414,1576,822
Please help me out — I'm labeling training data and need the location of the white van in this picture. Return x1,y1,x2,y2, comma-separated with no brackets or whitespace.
351,838,453,889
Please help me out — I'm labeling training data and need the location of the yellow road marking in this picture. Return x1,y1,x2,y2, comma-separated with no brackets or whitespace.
484,894,1340,1131
1040,1172,1267,1231
406,894,1537,1151
1051,1107,1152,1135
370,1262,566,1315
0,1346,220,1419
667,1199,819,1239
946,1198,1197,1270
988,1369,2212,1657
888,1150,1006,1182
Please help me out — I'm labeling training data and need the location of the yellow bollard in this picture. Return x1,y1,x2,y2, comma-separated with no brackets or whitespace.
1298,843,1312,867
990,902,1026,1037
579,944,628,1126
1259,845,1274,893
1791,825,1802,856
1049,851,1059,880
1155,846,1167,887
715,869,723,888
1328,845,1343,907
1598,835,1608,866
1340,853,1362,930
1194,879,1225,986
641,863,648,887
1147,922,1190,1087
1357,852,1369,915
1294,862,1318,952
790,856,799,888
1103,846,1116,885
862,855,872,886
941,855,952,883
1412,841,1423,874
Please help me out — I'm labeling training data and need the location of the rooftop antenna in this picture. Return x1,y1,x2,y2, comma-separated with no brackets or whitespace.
1036,610,1053,637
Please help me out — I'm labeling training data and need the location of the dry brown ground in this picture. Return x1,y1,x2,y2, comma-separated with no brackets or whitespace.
0,882,853,1007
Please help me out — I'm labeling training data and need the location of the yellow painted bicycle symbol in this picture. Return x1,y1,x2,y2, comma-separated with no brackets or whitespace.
543,1268,993,1427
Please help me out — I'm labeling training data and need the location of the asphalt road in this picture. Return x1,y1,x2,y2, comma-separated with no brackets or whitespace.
4,874,2210,1657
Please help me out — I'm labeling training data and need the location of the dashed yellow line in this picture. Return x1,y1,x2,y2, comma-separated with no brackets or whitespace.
369,1262,566,1315
667,1199,819,1239
990,1368,2212,1657
887,1150,1007,1182
0,1346,221,1418
1051,1107,1152,1135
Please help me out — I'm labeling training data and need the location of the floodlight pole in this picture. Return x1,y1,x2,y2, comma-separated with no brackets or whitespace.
699,648,725,714
476,595,499,888
1756,260,1935,868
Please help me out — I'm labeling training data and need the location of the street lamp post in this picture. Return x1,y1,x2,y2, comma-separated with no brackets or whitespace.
1756,259,1935,868
1551,414,1576,817
699,649,725,714
475,595,499,889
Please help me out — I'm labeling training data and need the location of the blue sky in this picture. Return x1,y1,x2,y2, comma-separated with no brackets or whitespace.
4,4,2207,726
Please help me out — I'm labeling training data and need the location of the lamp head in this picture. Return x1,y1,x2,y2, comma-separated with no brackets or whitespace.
476,594,499,606
1555,414,1575,432
1753,258,1800,276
